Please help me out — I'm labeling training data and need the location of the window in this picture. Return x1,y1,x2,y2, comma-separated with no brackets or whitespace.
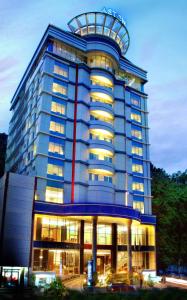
131,129,142,140
47,163,63,177
133,201,144,213
50,121,64,134
132,164,143,174
48,142,64,155
131,97,140,107
52,82,67,96
132,182,144,192
90,110,113,125
132,146,143,156
118,225,128,245
89,173,112,183
51,101,65,115
54,65,68,78
34,215,79,243
46,186,63,203
131,113,141,123
90,75,113,90
91,93,113,107
89,129,113,144
97,224,112,245
88,55,114,72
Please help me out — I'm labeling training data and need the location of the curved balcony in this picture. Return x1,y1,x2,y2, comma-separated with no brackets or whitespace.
91,84,113,98
89,138,114,152
91,69,114,83
90,104,114,118
89,120,114,133
89,143,114,154
90,91,114,108
88,159,114,173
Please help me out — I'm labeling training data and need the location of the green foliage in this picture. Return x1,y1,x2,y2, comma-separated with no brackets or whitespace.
151,164,187,270
44,277,68,299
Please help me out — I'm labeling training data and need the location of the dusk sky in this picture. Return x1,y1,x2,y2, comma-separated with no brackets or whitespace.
0,0,187,174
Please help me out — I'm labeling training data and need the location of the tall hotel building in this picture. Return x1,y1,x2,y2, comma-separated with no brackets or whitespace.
0,10,156,280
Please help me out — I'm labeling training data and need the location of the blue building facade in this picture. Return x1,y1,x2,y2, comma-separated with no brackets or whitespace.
4,11,156,277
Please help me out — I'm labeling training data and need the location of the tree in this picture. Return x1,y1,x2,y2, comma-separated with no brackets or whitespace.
151,164,187,271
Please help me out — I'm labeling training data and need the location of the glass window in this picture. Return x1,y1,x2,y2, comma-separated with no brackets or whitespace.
132,146,143,156
46,186,63,203
118,225,128,245
133,201,144,213
50,121,64,134
34,215,79,244
131,129,142,140
131,113,141,123
51,101,65,115
89,172,112,183
52,82,67,96
97,224,112,245
54,65,68,78
131,98,140,107
48,142,64,155
132,164,143,174
132,182,144,192
84,222,92,244
47,163,63,177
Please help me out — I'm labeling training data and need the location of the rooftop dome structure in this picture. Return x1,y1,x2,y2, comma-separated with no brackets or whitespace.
68,11,130,56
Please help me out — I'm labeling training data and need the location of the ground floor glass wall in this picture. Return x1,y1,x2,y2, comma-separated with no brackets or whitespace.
32,214,156,275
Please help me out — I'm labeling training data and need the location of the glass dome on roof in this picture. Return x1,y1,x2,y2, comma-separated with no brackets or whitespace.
68,12,130,56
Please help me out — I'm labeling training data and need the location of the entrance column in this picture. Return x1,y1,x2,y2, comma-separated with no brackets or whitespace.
111,223,117,272
92,216,97,273
80,220,84,274
127,219,132,273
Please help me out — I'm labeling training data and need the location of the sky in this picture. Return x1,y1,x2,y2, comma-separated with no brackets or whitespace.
0,0,187,174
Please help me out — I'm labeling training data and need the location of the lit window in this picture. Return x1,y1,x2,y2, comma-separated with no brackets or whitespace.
54,65,68,78
132,182,144,192
90,75,113,90
132,146,143,156
91,92,113,107
131,97,140,107
97,224,112,245
89,172,113,183
131,113,141,123
88,55,113,72
132,164,143,174
50,121,64,134
131,129,142,140
89,148,113,163
52,83,67,95
90,128,113,144
90,110,113,125
133,201,144,213
47,163,63,177
46,186,63,203
48,142,64,155
51,101,65,115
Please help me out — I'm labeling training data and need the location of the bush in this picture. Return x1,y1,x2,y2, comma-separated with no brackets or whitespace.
44,277,68,299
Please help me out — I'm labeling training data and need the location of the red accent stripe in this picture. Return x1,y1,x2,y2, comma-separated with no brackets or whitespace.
71,64,79,203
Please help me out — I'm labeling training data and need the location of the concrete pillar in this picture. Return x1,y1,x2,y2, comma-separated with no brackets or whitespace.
111,223,117,272
92,216,97,273
80,220,84,274
127,220,132,273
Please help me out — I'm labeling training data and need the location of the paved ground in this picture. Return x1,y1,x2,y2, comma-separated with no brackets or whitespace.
63,276,85,290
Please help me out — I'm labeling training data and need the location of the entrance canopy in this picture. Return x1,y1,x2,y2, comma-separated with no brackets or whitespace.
34,202,156,225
